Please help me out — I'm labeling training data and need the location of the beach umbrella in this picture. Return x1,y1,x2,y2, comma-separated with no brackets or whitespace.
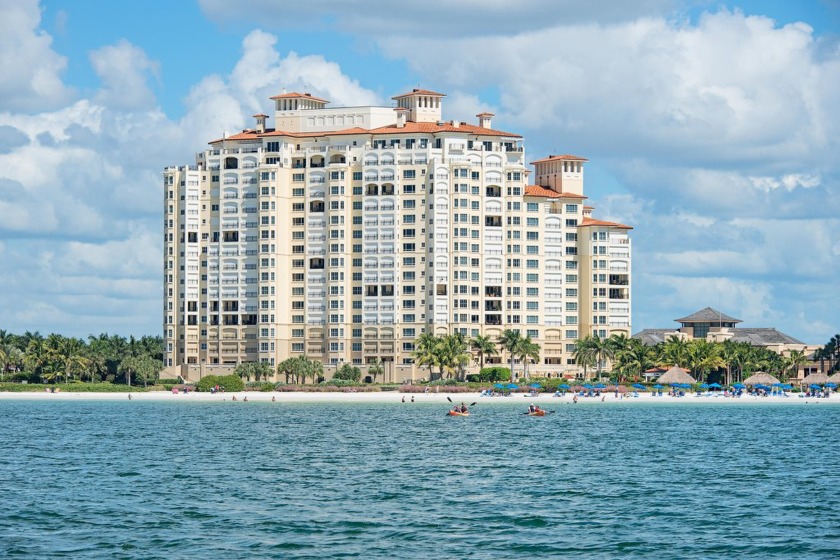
530,383,541,389
699,383,709,389
507,383,519,390
493,383,504,389
653,384,663,389
809,384,822,389
826,383,837,389
732,383,746,389
708,383,722,389
802,372,831,385
582,383,593,389
559,383,570,389
594,383,606,389
632,383,645,389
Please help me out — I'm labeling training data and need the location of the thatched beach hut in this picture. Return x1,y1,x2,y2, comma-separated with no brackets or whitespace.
742,372,781,386
828,372,840,384
656,366,697,385
801,372,831,385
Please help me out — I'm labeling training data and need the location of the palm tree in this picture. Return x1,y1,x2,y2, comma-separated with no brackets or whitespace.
615,341,653,382
498,329,524,381
685,339,724,384
441,333,471,380
470,335,497,372
660,335,690,369
367,358,384,383
573,337,597,380
519,337,541,379
781,349,807,382
59,337,89,383
412,333,441,380
24,338,49,380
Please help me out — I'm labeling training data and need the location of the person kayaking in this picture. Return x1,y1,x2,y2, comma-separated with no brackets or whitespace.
528,403,536,413
452,404,462,414
460,402,468,413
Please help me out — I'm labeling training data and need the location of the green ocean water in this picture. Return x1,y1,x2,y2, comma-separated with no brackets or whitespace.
1,399,838,558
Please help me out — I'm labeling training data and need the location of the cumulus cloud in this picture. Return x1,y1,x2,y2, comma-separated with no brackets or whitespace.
0,20,379,338
0,0,73,111
90,40,160,110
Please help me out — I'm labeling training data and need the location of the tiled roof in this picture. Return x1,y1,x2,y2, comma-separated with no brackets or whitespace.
633,329,681,346
731,328,805,346
523,185,587,199
362,121,520,137
269,91,330,103
392,88,446,99
252,113,268,118
530,154,588,165
578,217,632,229
676,307,741,324
476,112,495,116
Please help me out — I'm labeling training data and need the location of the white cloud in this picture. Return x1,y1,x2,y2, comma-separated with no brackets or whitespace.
0,0,73,111
749,173,821,192
90,40,160,110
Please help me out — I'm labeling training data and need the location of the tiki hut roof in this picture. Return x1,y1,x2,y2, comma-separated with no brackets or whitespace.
656,366,697,385
742,372,781,386
801,372,831,385
828,372,840,384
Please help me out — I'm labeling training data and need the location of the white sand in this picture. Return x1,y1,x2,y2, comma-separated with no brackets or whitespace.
0,390,836,405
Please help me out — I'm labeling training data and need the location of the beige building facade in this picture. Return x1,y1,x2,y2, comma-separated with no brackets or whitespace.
163,89,632,381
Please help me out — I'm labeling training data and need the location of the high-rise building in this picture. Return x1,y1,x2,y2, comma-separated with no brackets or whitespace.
163,89,632,382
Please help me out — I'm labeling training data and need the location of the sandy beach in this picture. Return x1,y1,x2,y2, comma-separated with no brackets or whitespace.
1,389,837,405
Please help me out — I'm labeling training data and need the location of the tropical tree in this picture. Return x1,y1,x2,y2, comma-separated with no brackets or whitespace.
411,333,442,380
519,337,541,379
573,337,597,380
685,339,724,383
470,335,497,372
659,335,690,369
781,349,808,382
498,329,525,381
613,340,653,382
440,333,471,380
367,358,384,383
334,363,362,382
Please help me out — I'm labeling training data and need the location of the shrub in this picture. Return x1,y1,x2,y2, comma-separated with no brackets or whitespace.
332,363,361,382
196,374,244,393
478,367,511,382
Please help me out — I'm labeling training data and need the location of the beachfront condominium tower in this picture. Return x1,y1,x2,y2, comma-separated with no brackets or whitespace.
163,89,632,381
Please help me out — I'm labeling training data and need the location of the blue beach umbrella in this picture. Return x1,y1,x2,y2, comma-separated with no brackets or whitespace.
559,383,570,389
530,383,541,389
653,384,663,389
809,384,822,389
709,383,722,389
582,384,593,389
699,383,709,389
507,384,519,390
594,383,606,389
826,383,837,389
632,383,645,389
733,383,746,389
494,383,505,389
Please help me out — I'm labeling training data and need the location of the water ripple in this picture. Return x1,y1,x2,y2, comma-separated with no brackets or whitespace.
0,400,838,558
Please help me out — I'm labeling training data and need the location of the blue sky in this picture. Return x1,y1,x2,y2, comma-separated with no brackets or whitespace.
1,0,838,344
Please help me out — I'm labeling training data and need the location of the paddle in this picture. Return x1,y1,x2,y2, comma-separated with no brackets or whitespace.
447,397,477,407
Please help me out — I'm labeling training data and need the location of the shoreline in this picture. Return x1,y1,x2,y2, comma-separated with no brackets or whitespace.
0,390,837,405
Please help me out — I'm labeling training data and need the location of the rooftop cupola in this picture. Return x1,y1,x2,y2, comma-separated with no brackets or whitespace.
477,112,494,129
395,107,408,128
253,113,268,133
391,88,445,123
270,91,330,112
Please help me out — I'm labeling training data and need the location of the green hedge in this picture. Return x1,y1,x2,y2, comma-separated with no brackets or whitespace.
0,382,138,393
196,374,244,392
466,367,512,383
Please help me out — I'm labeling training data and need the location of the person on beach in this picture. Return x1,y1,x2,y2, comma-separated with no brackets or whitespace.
411,396,415,403
128,394,132,400
243,396,248,402
402,396,405,403
271,396,276,402
573,394,578,403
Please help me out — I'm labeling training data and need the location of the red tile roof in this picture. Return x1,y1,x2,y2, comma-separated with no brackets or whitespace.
578,217,632,230
524,185,587,199
252,113,268,118
209,119,521,144
392,88,446,99
530,154,589,164
269,91,330,103
476,112,495,117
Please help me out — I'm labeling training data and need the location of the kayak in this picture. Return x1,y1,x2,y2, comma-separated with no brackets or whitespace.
528,410,546,416
447,411,470,416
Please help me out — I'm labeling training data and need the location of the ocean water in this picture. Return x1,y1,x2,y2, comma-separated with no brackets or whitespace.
1,399,839,559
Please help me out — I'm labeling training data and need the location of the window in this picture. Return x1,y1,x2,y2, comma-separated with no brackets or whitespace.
403,170,416,179
292,173,305,182
403,200,415,209
352,171,362,181
566,204,578,213
403,184,415,194
527,218,539,227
